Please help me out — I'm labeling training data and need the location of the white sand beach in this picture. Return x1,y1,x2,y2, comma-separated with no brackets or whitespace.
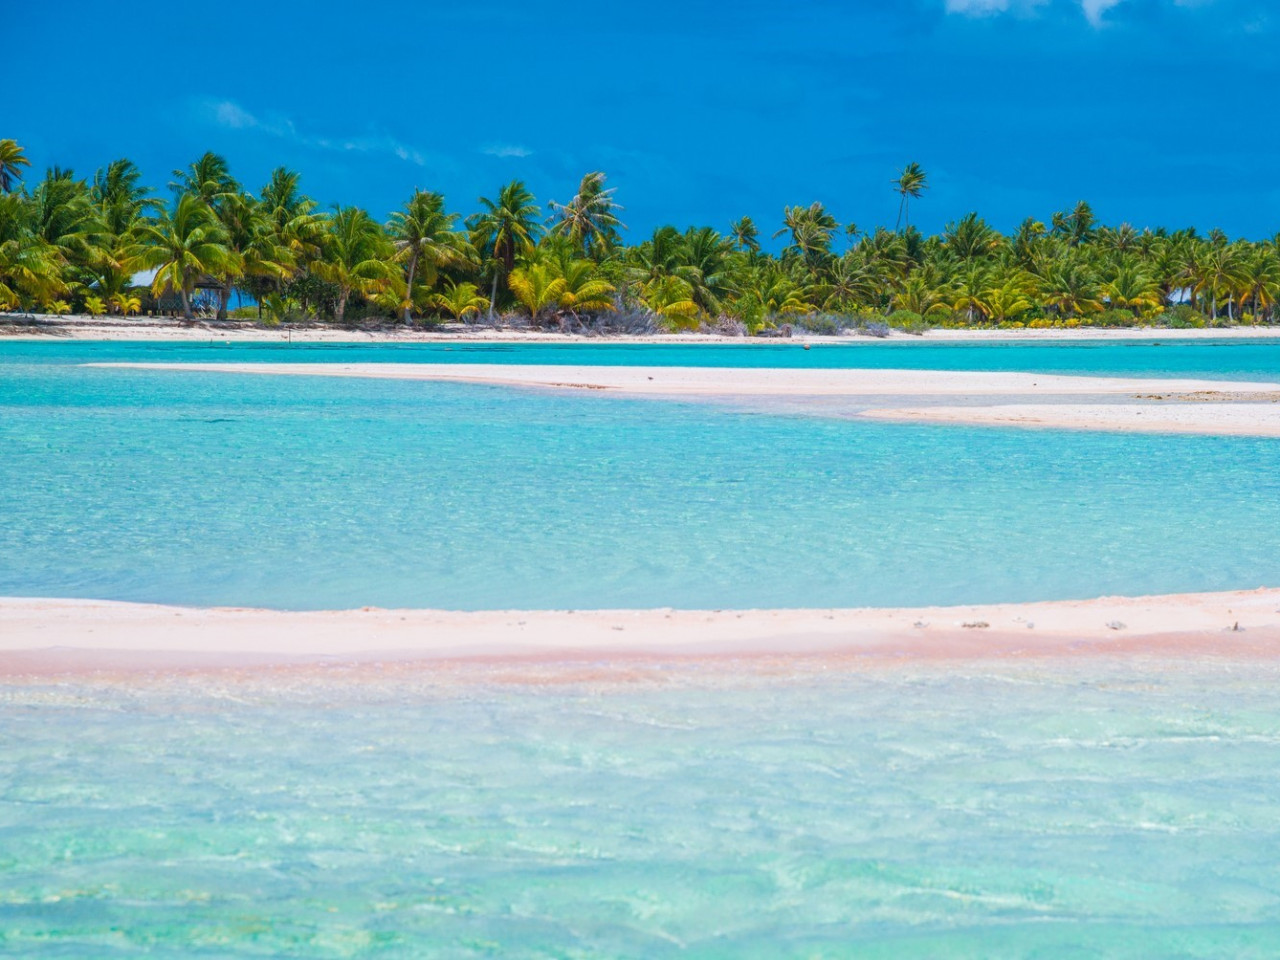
2,590,1277,676
6,314,1280,343
91,361,1280,436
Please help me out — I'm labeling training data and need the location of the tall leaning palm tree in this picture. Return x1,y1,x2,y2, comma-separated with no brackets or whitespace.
130,193,239,320
468,181,541,318
893,162,928,231
387,190,470,325
0,140,32,194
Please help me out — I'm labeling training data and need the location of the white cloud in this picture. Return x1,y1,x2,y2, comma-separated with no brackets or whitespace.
482,143,532,159
945,0,1162,26
202,99,431,167
1079,0,1125,24
945,0,1047,15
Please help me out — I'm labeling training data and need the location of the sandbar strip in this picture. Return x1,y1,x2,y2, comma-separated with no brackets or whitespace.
87,362,1280,436
86,362,1280,398
2,590,1277,676
864,403,1280,437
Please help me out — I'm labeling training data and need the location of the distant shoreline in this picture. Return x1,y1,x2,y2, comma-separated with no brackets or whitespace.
2,590,1277,679
6,314,1280,343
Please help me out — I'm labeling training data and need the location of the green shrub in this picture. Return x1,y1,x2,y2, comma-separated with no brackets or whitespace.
1092,309,1142,328
1160,304,1207,329
887,309,930,335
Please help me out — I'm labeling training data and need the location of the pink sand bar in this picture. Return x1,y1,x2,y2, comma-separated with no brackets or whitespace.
3,590,1278,677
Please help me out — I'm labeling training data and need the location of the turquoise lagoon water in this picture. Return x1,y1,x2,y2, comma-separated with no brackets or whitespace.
4,665,1280,957
5,340,1280,958
2,344,1280,608
6,336,1280,380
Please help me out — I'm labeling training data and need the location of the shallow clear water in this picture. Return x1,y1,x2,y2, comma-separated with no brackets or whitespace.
7,336,1280,379
7,340,1280,957
3,665,1280,958
3,343,1280,609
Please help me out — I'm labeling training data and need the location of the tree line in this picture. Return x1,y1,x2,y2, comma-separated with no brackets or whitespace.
1,138,1276,333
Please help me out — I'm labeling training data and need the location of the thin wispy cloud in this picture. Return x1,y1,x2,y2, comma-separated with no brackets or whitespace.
202,99,429,166
482,143,533,159
946,0,1200,26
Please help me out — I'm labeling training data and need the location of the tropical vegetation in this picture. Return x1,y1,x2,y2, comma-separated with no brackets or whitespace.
1,138,1277,334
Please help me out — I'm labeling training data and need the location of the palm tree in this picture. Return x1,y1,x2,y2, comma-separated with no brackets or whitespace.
1039,261,1102,318
130,193,239,320
980,274,1035,323
0,194,66,308
556,258,616,322
214,191,293,319
773,202,837,266
171,152,236,207
1101,262,1161,317
387,190,469,325
312,206,394,325
893,162,928,231
942,213,999,262
1241,248,1280,324
892,269,951,317
0,140,31,193
547,172,625,258
1193,244,1248,322
87,158,153,300
468,181,541,318
432,281,489,322
729,216,760,254
508,262,566,323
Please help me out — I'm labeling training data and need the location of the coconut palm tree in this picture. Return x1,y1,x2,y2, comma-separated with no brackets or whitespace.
893,162,928,231
0,140,31,193
1241,248,1280,324
1039,261,1102,317
387,190,470,325
469,181,541,318
130,193,239,320
942,213,1000,262
508,262,566,323
1193,243,1248,322
0,194,66,308
729,216,760,254
214,191,293,319
1101,262,1162,317
980,275,1035,323
171,152,236,207
556,258,616,321
432,281,489,322
774,202,838,252
312,206,395,325
547,172,625,258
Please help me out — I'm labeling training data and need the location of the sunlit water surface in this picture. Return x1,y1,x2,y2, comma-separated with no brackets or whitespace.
2,341,1280,609
5,340,1280,957
3,664,1279,958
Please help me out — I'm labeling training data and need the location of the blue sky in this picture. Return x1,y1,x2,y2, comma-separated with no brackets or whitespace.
9,0,1277,243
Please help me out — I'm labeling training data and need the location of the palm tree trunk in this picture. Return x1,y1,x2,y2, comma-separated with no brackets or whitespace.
336,288,349,325
488,269,499,320
403,252,418,326
218,280,232,321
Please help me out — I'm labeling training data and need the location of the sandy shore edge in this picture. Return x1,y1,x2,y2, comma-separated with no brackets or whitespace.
6,317,1280,343
2,590,1277,675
